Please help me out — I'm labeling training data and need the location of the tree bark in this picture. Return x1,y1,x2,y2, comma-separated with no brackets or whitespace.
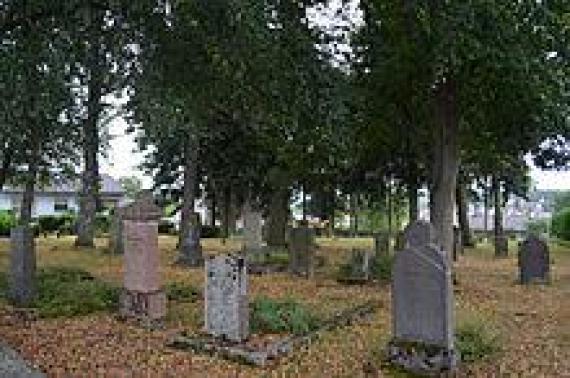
178,134,201,265
483,177,489,241
430,79,460,256
456,182,473,247
350,193,358,237
408,181,418,224
75,6,103,248
387,183,393,243
266,187,289,247
20,143,39,225
493,175,506,257
0,151,12,191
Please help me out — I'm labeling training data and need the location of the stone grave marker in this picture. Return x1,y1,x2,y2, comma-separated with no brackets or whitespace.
108,205,125,255
178,212,203,266
119,192,166,323
9,226,36,306
518,235,550,284
374,231,390,256
340,249,372,283
288,226,316,278
205,254,249,342
388,221,457,374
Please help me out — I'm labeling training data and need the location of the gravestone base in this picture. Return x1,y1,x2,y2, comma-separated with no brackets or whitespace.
176,251,204,267
387,340,458,375
120,289,167,324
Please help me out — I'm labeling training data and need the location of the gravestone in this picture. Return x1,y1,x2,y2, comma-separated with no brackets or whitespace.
288,226,316,278
395,231,406,252
374,231,390,256
178,212,203,266
388,221,457,374
9,226,36,306
243,201,263,254
518,235,550,284
342,249,371,282
119,192,166,323
495,235,508,257
205,254,249,342
108,206,125,254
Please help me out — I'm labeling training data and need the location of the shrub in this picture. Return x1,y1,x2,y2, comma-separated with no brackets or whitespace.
32,267,120,318
95,214,111,235
527,219,548,237
552,208,570,241
165,281,199,302
37,214,76,234
370,254,393,282
201,225,221,238
158,219,176,235
456,318,500,362
0,210,17,237
250,296,320,336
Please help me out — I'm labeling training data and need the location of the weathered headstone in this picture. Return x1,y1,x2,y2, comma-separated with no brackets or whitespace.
119,192,166,323
205,254,249,342
243,201,263,254
388,221,457,374
178,212,204,266
108,206,125,254
495,235,508,257
374,231,390,256
518,235,550,284
9,226,36,306
288,226,316,278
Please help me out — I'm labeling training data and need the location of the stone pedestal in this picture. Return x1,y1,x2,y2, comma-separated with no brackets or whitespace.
120,192,166,323
288,227,315,278
205,254,249,342
9,226,36,306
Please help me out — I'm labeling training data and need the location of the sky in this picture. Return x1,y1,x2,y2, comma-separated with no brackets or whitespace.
100,120,570,191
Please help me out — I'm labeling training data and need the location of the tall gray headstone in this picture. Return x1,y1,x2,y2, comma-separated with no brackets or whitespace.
9,226,36,306
243,201,263,253
388,221,457,374
288,226,316,278
205,254,249,342
120,192,166,323
178,212,204,266
518,235,550,284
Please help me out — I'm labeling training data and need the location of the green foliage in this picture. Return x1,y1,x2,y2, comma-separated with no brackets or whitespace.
552,208,570,241
370,254,394,282
201,225,221,239
95,214,111,235
456,318,501,362
32,267,119,318
0,211,17,237
527,219,549,236
37,214,76,234
119,176,143,200
250,296,320,336
165,282,199,303
158,220,176,235
554,192,570,213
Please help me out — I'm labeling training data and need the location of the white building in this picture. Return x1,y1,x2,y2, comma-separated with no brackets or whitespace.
0,174,125,218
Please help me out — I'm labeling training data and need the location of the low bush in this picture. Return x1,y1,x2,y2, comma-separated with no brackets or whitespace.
158,219,176,235
370,254,393,282
95,214,111,235
552,208,570,241
201,225,221,238
456,318,501,362
165,281,200,302
33,267,119,318
250,296,320,336
0,210,17,237
38,214,76,234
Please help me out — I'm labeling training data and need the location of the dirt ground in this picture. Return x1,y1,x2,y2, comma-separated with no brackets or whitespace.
0,236,568,377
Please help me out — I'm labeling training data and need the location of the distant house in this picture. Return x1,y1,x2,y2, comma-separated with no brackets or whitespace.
0,174,125,218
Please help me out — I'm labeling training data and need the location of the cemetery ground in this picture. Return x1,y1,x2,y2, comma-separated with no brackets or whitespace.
0,237,569,377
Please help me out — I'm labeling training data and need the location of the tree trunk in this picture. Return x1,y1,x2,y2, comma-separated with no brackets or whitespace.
302,185,307,222
387,184,393,242
430,79,459,256
210,190,216,228
408,181,418,224
493,175,506,257
177,134,202,266
456,182,473,247
20,145,39,225
483,178,489,241
0,151,12,191
266,187,289,247
75,7,103,248
350,193,358,237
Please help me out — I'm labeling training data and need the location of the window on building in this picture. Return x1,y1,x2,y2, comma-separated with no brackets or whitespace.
54,200,69,212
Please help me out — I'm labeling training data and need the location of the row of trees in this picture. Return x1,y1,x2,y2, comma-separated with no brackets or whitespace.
1,1,568,262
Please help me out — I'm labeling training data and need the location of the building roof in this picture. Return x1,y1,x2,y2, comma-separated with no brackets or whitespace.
1,174,124,196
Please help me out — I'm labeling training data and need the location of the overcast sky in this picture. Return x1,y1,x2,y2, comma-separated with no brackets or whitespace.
101,121,570,191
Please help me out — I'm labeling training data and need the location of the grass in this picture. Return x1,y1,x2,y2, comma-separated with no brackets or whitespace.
250,296,320,336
